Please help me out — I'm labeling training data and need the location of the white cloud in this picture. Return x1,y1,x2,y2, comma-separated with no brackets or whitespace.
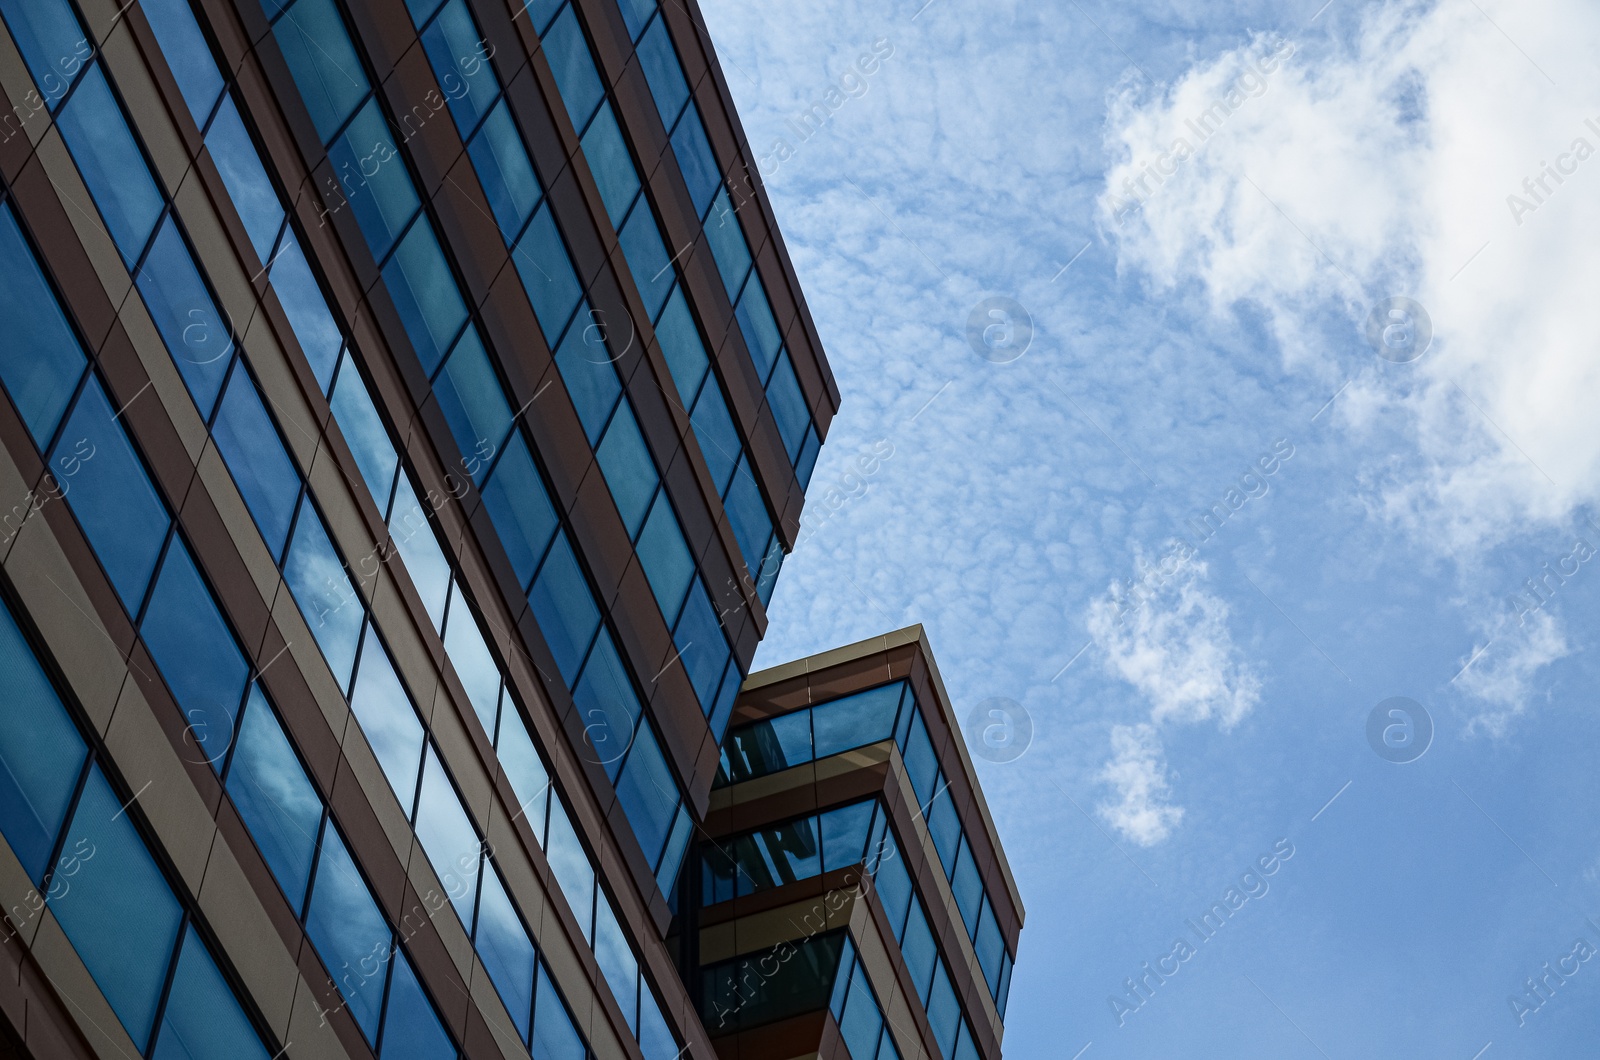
1100,0,1600,724
1456,610,1571,736
1097,722,1185,847
1088,556,1261,843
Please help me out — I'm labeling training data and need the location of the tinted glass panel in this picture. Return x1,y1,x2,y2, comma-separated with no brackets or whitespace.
382,221,467,376
304,826,390,1040
902,713,938,806
212,368,300,557
871,847,912,938
48,766,183,1047
513,204,581,346
542,6,603,131
635,16,688,128
670,106,719,219
474,865,534,1039
422,0,497,134
704,190,751,297
839,962,883,1060
142,0,225,124
812,684,902,760
975,899,1005,995
443,604,501,736
766,351,810,460
378,950,456,1060
735,281,781,381
615,726,675,862
0,595,86,881
269,239,342,392
595,405,656,538
479,434,557,588
952,839,983,936
532,963,585,1060
329,101,418,261
56,66,161,263
635,493,693,622
283,500,363,687
618,205,673,321
689,384,740,494
142,539,249,769
54,377,169,610
435,326,512,482
273,0,370,142
553,302,621,445
227,687,321,911
655,288,706,403
331,359,399,511
204,96,284,264
544,799,595,943
527,532,599,686
413,746,480,923
388,475,451,629
497,706,550,827
901,897,937,998
581,103,639,228
0,0,87,108
593,897,639,1032
672,580,724,709
152,928,270,1060
136,217,234,416
926,962,960,1060
570,629,640,781
348,636,425,808
0,198,85,448
820,801,875,872
468,102,541,241
927,786,961,873
723,460,772,575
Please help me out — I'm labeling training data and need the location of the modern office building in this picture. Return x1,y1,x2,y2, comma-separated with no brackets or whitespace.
0,0,1019,1057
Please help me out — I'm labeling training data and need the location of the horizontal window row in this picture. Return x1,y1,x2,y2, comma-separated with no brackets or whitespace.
700,929,846,1036
700,799,889,905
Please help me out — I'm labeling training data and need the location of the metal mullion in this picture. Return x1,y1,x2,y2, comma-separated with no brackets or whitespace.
142,909,194,1056
36,752,94,894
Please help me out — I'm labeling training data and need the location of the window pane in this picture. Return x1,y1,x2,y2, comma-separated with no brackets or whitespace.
975,899,1004,996
413,746,480,924
954,1020,980,1060
443,603,501,736
474,865,534,1039
927,786,960,874
0,0,87,108
328,100,418,262
272,0,370,142
735,282,782,382
0,594,86,882
708,659,740,743
688,385,739,495
571,629,640,781
723,459,772,576
480,434,557,588
136,216,234,417
553,301,621,446
902,713,938,806
635,493,693,623
269,238,342,392
813,684,902,761
615,726,675,863
227,687,321,912
952,840,983,936
998,951,1013,1018
926,961,960,1060
330,359,399,514
593,896,638,1032
54,377,169,610
766,352,809,461
204,96,284,264
378,950,456,1060
544,798,594,942
839,961,883,1060
48,765,183,1047
638,987,678,1060
656,805,691,889
595,404,656,539
421,0,498,135
348,636,425,809
703,190,751,298
871,847,912,939
581,103,639,229
635,16,688,129
900,898,936,999
796,425,821,489
467,102,541,243
820,801,874,873
213,367,300,558
496,706,549,829
388,475,451,630
528,532,599,686
283,500,363,687
304,825,390,1041
142,539,249,769
532,962,586,1060
670,105,719,219
142,0,225,124
655,288,706,404
152,927,270,1060
382,221,466,376
0,203,85,449
56,66,162,263
724,710,810,782
672,579,725,710
513,203,581,346
618,204,672,321
435,326,511,484
542,5,603,132
616,0,653,40
828,939,855,1019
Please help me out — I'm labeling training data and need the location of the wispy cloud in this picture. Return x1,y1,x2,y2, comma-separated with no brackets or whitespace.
1098,722,1184,846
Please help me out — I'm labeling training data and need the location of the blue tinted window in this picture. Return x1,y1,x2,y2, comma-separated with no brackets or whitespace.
414,746,480,923
900,897,936,997
724,710,809,781
532,963,586,1060
688,385,739,495
56,66,162,263
443,604,501,736
755,540,782,606
272,0,370,142
0,0,87,108
656,805,691,887
672,580,724,710
213,368,300,557
205,97,286,265
328,101,418,262
0,204,86,447
616,0,654,40
514,204,581,345
829,938,855,1019
596,405,656,538
496,707,549,826
474,864,534,1039
927,787,961,875
283,500,363,687
422,0,498,135
571,629,640,781
796,425,821,489
735,282,781,381
387,475,451,629
902,713,938,806
330,360,398,513
871,846,912,937
153,928,270,1060
976,899,1004,996
528,533,599,686
998,952,1013,1018
708,660,739,743
544,799,594,942
554,303,621,446
593,897,638,1032
227,687,321,912
654,288,707,402
670,106,720,219
435,325,512,482
136,217,234,417
542,6,603,132
618,203,673,320
0,595,86,881
635,493,693,622
304,825,390,1041
581,104,639,228
348,636,425,808
820,801,874,872
813,684,902,760
142,0,224,123
952,839,983,934
926,962,960,1060
269,239,342,392
638,988,678,1060
48,766,183,1047
703,190,751,297
468,102,542,241
723,459,772,573
402,0,446,24
839,962,883,1060
54,378,169,610
766,353,809,461
954,1021,980,1060
378,950,456,1060
142,539,249,768
635,16,688,129
382,220,467,376
615,726,676,862
479,434,557,588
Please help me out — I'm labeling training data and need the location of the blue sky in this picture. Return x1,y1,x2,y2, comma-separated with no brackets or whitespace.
699,0,1600,1056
